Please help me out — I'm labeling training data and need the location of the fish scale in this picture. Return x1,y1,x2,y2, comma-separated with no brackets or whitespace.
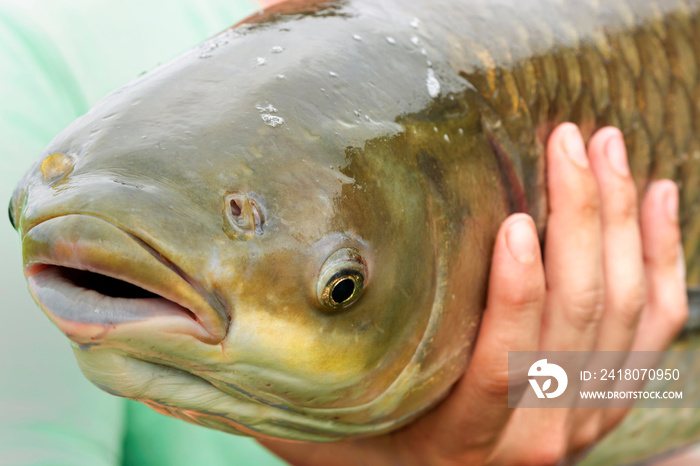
456,0,700,288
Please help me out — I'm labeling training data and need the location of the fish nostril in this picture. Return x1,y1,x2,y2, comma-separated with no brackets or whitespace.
224,192,265,239
230,199,242,217
40,153,75,182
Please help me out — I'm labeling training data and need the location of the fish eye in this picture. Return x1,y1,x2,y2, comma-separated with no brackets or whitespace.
317,248,366,310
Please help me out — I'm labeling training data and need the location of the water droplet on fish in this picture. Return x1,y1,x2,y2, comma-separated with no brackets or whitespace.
256,57,266,66
444,134,450,142
141,135,147,139
427,60,432,67
433,126,438,132
271,46,284,53
421,48,427,56
329,71,338,77
458,128,464,135
352,34,362,41
410,36,420,46
410,17,420,28
199,37,229,59
277,74,286,79
365,115,371,121
426,68,441,98
256,104,278,113
353,109,361,117
386,36,396,45
261,114,284,127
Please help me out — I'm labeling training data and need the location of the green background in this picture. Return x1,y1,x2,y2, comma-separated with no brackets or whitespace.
0,1,286,464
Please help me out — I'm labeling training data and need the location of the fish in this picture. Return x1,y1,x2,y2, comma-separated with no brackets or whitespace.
7,0,700,462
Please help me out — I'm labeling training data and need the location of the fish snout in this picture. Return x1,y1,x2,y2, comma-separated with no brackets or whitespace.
9,151,77,233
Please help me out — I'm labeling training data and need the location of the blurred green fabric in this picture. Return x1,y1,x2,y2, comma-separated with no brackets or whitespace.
0,1,286,464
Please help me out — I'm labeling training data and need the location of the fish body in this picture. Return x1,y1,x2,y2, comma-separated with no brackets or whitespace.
8,0,700,461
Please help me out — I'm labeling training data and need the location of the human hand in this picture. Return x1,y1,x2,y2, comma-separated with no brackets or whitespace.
258,123,688,465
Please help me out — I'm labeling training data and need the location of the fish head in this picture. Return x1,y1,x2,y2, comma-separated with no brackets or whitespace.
8,11,459,440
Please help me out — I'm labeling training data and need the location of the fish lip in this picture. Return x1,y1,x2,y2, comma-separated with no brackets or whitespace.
22,214,228,344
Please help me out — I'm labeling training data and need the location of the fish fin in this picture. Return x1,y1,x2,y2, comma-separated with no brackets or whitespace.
476,101,528,214
465,84,547,236
483,123,529,214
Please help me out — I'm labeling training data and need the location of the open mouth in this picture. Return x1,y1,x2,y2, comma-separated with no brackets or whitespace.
27,264,197,325
59,266,162,299
22,214,228,344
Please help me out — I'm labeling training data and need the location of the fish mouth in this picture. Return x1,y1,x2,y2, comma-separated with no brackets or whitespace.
23,214,228,344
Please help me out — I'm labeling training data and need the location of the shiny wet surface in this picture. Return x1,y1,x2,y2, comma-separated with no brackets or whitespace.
0,0,286,464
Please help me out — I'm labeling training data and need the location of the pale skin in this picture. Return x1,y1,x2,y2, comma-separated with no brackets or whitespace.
259,123,688,465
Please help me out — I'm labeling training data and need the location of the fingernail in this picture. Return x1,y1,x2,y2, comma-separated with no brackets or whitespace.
605,131,630,176
560,125,589,168
506,218,537,264
665,184,679,223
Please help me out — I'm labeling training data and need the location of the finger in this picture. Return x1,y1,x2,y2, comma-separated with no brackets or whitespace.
587,127,645,351
541,123,605,351
426,214,545,456
566,128,639,454
510,123,604,463
632,180,688,351
569,128,640,449
600,183,686,436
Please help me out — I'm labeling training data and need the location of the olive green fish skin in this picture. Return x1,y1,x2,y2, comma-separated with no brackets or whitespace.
8,0,700,458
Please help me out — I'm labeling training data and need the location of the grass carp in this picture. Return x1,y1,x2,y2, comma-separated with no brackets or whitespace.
7,0,700,462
